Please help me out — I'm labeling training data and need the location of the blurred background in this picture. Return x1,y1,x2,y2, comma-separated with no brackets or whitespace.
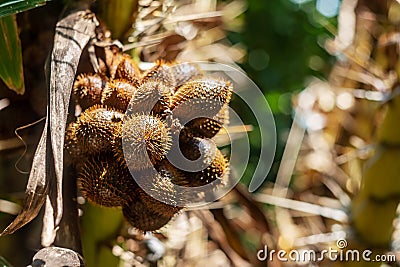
1,0,399,266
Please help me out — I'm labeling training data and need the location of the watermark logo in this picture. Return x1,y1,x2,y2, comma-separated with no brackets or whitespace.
256,239,396,263
336,238,348,249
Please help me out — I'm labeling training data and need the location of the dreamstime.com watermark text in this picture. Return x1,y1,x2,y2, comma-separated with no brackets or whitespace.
257,239,397,263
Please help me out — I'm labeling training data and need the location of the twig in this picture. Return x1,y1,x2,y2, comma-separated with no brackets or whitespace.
194,210,253,267
272,111,305,197
254,193,348,223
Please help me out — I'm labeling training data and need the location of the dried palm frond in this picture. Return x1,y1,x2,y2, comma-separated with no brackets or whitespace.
125,0,246,63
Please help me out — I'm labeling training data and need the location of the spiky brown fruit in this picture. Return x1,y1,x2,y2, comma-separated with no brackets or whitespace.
180,103,229,139
137,187,181,218
114,56,141,83
78,153,138,207
73,74,108,110
186,148,228,186
65,105,123,159
65,128,86,164
121,114,172,170
166,62,203,89
122,199,176,232
156,160,188,187
170,79,232,124
178,137,228,186
182,117,223,139
101,79,138,111
68,55,232,231
171,79,232,108
179,137,217,161
98,44,126,79
127,80,172,116
141,61,175,88
134,167,185,207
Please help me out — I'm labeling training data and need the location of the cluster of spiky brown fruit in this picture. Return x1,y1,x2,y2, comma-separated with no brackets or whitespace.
65,52,232,231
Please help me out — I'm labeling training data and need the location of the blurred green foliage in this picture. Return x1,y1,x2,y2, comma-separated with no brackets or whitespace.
0,0,48,17
233,0,335,186
0,15,24,94
0,256,12,267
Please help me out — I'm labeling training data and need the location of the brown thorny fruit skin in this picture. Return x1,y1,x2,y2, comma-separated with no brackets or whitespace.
66,55,232,232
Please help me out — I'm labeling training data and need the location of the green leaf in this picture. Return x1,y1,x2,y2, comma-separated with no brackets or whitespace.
98,0,138,39
82,203,123,267
0,15,24,94
0,0,48,18
0,256,13,267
